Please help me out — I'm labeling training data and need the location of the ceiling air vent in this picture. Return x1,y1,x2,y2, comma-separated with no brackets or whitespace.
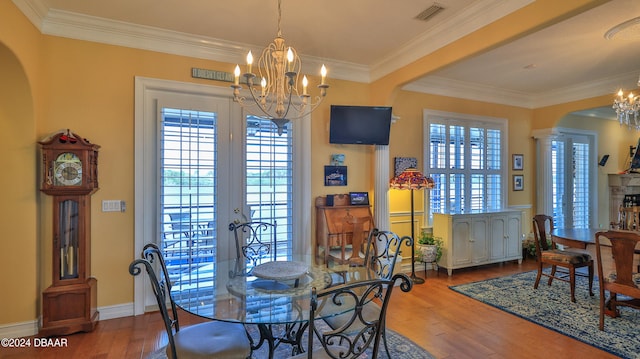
415,3,445,22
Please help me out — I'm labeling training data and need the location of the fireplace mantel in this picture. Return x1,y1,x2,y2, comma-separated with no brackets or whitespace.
608,173,640,224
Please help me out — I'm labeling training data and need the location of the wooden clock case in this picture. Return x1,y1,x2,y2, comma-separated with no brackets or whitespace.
38,130,100,336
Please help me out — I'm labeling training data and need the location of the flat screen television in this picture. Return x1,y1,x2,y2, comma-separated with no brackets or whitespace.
329,105,392,145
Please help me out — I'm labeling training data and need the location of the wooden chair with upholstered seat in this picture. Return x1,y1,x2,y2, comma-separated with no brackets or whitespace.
532,214,594,302
290,273,413,359
594,230,640,331
327,215,372,267
131,243,251,359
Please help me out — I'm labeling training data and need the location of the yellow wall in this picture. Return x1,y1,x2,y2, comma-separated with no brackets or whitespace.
0,0,623,327
0,0,40,325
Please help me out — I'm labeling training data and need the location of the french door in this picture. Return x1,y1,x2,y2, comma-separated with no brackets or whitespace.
134,77,311,314
551,135,591,229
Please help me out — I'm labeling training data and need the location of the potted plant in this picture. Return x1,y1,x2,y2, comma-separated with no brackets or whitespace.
416,231,443,263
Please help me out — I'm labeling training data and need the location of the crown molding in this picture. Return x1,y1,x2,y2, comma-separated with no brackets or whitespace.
13,0,370,84
404,76,534,108
405,70,639,109
370,0,534,82
11,0,47,31
12,0,631,108
530,71,639,108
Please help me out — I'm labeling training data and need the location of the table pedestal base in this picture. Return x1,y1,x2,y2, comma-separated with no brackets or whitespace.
251,321,309,358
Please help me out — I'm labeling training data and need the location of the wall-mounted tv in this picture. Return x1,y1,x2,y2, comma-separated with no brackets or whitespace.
329,105,392,145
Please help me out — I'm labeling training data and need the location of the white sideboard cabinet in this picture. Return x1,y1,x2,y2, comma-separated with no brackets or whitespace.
433,210,523,276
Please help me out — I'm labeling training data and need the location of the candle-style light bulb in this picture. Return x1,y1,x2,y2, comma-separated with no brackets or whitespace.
320,64,327,85
287,47,294,72
302,75,308,95
261,77,267,97
246,51,253,74
618,89,624,98
234,65,240,86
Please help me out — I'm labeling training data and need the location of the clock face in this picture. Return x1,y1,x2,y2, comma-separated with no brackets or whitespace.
54,152,83,186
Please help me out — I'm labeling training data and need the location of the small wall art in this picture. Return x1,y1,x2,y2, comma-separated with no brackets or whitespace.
324,166,347,186
331,154,345,165
512,154,524,170
513,175,524,191
394,157,417,176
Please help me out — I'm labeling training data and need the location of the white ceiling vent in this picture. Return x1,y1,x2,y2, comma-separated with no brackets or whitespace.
415,3,445,22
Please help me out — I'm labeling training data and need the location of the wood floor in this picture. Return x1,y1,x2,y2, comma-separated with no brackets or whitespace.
2,259,618,359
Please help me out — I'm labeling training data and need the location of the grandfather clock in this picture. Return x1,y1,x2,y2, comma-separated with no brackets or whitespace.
39,130,100,336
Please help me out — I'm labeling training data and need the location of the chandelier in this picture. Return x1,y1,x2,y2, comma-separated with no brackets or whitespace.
232,0,328,135
613,75,640,131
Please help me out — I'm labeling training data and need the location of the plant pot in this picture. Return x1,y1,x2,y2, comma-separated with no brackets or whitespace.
418,244,438,263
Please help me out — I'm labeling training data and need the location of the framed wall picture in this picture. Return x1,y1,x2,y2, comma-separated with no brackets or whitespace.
513,175,524,191
324,166,347,186
512,154,524,170
394,157,417,177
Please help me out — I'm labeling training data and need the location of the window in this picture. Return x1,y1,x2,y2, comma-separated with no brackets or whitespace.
160,109,216,278
245,117,293,259
423,110,507,222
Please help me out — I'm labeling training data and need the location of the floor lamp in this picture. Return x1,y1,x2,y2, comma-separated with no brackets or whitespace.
390,167,434,284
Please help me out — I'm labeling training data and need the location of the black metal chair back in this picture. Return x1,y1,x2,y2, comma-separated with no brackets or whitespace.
129,256,180,358
229,221,277,267
132,243,251,359
300,273,412,359
363,229,412,279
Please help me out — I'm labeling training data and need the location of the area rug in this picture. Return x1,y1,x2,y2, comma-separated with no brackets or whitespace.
146,324,435,359
450,270,640,359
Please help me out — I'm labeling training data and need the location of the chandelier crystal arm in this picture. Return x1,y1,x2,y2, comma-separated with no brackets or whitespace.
614,87,640,131
613,74,640,131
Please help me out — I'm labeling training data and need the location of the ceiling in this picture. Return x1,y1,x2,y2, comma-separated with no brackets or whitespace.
14,0,640,118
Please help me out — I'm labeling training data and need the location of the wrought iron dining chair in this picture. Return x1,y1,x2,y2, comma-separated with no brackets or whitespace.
290,273,412,359
229,221,278,267
132,243,251,359
532,214,594,302
594,230,640,331
363,229,412,280
323,229,412,358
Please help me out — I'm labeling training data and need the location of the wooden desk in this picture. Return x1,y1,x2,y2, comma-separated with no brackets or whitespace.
315,195,373,265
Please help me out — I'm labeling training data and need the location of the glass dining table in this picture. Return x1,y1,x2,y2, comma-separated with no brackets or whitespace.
170,255,376,358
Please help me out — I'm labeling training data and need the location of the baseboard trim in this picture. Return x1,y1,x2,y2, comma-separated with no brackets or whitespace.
0,303,135,338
